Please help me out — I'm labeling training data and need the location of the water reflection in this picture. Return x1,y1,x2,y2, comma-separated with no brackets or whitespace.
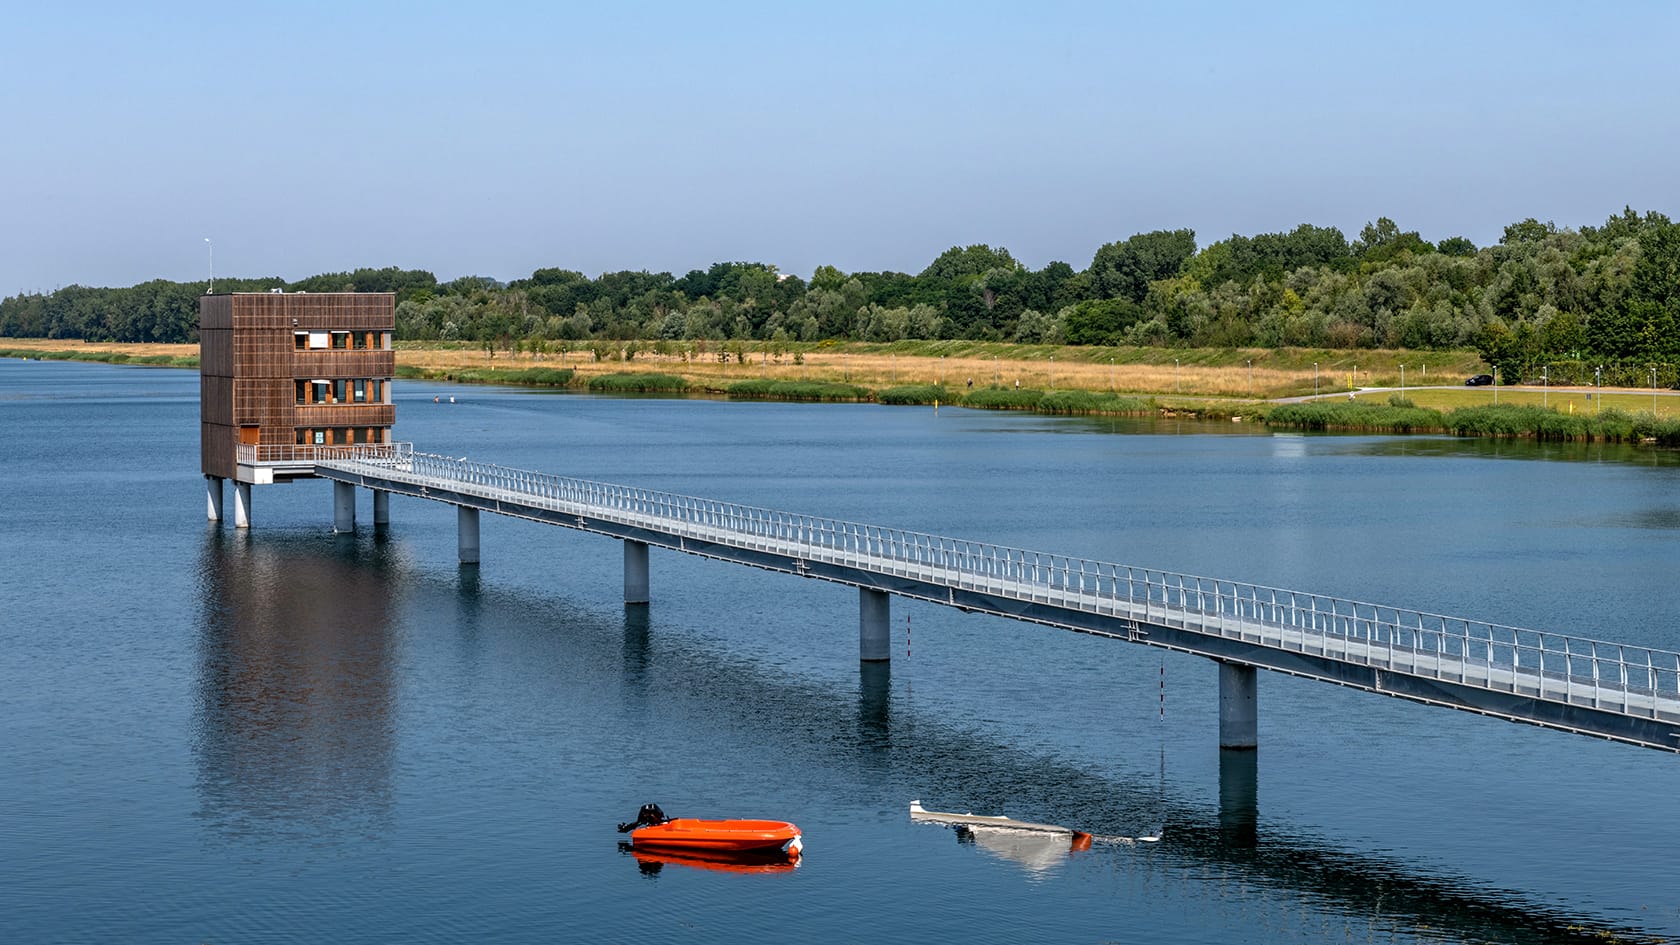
857,661,892,752
193,530,399,840
956,825,1085,875
1218,749,1258,848
618,842,800,876
1352,435,1680,467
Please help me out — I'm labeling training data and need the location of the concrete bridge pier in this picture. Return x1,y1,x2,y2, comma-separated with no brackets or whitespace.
232,481,252,529
333,480,357,532
372,490,390,529
1218,661,1258,750
458,506,480,564
206,475,224,522
860,587,891,662
624,540,649,604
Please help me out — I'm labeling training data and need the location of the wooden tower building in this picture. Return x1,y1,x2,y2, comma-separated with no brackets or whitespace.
200,291,396,526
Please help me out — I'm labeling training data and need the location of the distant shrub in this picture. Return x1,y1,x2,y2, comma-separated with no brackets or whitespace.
962,387,1045,410
726,379,869,401
877,384,948,405
587,372,688,392
498,368,575,387
1446,404,1603,440
1265,402,1444,433
1037,390,1152,415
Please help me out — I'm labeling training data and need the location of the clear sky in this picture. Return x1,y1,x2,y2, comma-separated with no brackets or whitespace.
3,1,1675,292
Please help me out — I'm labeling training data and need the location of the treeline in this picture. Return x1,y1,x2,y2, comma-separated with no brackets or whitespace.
3,207,1675,384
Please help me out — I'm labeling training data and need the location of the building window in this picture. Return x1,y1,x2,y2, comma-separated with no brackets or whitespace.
296,429,308,445
295,380,308,405
381,332,393,350
353,379,367,403
294,332,308,350
333,379,347,403
313,430,325,445
312,380,331,404
330,331,349,349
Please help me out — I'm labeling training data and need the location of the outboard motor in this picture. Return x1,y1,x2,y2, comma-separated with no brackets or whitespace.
617,802,669,833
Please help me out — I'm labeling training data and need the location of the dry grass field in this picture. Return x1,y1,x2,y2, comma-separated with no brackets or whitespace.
4,338,198,360
11,338,1677,415
399,344,1397,400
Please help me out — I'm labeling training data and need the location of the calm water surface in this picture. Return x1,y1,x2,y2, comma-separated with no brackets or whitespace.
4,359,1680,944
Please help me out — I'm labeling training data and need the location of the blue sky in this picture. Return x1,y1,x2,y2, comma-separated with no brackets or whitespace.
3,1,1675,292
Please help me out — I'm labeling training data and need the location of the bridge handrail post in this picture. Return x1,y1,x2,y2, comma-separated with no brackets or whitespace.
1585,641,1595,708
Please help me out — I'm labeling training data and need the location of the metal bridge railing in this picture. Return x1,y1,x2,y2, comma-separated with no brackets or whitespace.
238,442,414,466
320,450,1680,722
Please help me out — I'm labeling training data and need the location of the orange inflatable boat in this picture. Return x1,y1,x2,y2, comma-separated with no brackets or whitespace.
617,803,803,859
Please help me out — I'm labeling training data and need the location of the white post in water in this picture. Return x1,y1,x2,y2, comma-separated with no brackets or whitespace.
860,587,890,662
206,475,224,522
372,489,390,528
333,480,356,533
624,540,650,604
458,506,480,564
233,481,252,529
1218,661,1258,750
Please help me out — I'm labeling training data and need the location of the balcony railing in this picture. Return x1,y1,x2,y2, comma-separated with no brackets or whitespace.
236,442,413,466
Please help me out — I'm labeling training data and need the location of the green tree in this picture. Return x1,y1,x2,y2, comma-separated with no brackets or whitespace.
1089,229,1196,303
919,244,1020,281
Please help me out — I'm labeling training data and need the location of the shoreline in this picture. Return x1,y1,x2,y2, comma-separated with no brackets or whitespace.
6,340,1680,444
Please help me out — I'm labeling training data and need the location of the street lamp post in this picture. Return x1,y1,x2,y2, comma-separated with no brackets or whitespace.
1653,366,1659,414
1401,363,1405,398
1542,365,1548,408
1175,358,1179,393
1247,359,1252,395
1313,362,1318,397
1049,355,1054,390
204,238,213,294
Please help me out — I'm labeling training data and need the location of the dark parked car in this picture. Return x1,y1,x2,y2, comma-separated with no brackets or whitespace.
1465,374,1494,386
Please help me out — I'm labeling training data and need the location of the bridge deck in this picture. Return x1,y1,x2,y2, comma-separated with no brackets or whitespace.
308,446,1680,752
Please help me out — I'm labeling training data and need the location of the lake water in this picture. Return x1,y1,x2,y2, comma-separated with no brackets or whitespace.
4,358,1679,944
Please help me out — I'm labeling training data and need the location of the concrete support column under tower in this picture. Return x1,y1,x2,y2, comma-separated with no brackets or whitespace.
623,540,650,604
333,480,357,533
206,475,224,522
372,489,390,528
458,506,480,564
859,587,890,663
233,481,252,529
1218,660,1258,750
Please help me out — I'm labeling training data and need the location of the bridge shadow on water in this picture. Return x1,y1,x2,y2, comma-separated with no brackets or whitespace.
193,528,1651,944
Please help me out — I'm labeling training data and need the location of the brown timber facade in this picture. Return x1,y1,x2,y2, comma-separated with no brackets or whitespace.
200,292,395,482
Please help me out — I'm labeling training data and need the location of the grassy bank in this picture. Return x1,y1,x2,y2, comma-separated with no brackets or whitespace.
2,347,198,368
1265,401,1680,444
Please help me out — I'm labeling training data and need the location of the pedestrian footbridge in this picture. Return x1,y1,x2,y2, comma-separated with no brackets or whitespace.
224,444,1680,753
